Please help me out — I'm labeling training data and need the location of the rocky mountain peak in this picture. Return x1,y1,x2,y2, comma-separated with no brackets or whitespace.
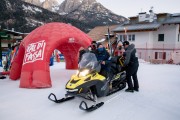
41,0,59,11
23,0,41,6
58,0,127,25
58,0,98,13
19,0,127,30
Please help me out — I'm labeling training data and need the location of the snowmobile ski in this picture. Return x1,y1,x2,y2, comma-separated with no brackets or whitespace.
0,76,6,79
79,101,104,112
48,93,75,103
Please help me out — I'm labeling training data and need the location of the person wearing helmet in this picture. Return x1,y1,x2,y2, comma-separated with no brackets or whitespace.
123,41,139,92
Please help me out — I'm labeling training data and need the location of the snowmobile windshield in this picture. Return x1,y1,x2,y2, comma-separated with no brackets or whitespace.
79,52,101,72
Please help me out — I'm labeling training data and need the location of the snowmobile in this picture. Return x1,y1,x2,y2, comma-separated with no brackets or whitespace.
48,52,126,112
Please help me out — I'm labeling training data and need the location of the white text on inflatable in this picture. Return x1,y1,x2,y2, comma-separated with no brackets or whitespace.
23,40,46,64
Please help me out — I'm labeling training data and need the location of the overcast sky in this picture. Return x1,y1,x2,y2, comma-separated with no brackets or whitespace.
41,0,180,18
97,0,180,18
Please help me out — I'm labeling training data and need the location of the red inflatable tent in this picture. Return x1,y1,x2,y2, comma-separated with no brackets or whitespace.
9,22,92,88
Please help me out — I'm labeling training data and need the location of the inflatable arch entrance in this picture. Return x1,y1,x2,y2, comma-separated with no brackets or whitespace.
9,22,92,88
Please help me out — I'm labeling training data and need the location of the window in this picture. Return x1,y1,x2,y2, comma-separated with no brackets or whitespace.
132,34,135,41
118,34,135,41
119,35,122,41
158,34,164,41
128,34,135,41
118,35,123,41
8,44,11,49
128,35,132,41
155,52,166,59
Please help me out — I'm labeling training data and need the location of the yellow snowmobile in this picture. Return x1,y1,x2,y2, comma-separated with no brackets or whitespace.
48,52,126,112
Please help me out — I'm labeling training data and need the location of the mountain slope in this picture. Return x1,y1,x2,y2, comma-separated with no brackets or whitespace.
0,0,93,33
22,0,127,26
58,0,127,26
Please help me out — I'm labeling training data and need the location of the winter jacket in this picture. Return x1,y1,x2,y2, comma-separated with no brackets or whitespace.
124,44,139,67
95,47,110,71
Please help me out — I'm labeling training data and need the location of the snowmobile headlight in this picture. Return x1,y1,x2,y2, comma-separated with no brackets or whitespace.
79,69,89,77
67,89,78,92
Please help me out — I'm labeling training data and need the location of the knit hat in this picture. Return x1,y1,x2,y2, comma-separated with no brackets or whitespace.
97,43,102,48
91,41,97,44
123,41,129,46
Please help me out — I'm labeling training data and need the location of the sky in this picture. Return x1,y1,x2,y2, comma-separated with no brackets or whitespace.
40,0,180,18
97,0,180,18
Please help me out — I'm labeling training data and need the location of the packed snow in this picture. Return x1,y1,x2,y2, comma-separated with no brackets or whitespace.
0,61,180,120
22,4,42,13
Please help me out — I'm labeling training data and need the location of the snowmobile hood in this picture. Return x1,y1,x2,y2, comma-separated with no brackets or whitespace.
66,72,105,90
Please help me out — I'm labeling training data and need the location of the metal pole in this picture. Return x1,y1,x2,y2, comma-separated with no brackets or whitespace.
107,26,113,56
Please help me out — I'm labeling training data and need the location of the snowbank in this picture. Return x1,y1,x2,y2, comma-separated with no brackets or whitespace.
0,62,180,120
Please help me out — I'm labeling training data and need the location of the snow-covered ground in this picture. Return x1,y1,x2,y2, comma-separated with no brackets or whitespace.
0,62,180,120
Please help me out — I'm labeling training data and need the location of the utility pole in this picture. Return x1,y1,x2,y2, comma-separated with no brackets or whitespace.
106,12,113,57
107,25,113,56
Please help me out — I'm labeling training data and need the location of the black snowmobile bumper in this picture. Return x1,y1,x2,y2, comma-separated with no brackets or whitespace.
79,101,104,112
48,93,75,103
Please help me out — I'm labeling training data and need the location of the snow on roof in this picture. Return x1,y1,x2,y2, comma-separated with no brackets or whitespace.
3,29,29,35
113,23,161,32
97,38,106,43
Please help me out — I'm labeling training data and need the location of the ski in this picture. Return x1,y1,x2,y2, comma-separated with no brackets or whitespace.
79,101,104,112
48,93,75,103
0,76,6,79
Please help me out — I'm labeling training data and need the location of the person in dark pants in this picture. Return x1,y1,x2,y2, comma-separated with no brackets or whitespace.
123,41,139,92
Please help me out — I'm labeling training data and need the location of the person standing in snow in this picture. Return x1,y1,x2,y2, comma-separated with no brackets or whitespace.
123,41,139,92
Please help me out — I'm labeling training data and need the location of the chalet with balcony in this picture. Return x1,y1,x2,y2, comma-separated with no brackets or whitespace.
113,9,180,64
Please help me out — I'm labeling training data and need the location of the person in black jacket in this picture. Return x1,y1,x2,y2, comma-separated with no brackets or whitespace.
96,43,112,80
123,41,139,92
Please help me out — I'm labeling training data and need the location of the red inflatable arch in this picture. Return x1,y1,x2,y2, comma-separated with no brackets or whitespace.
9,22,92,88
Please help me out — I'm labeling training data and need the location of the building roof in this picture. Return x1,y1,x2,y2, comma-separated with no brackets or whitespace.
113,13,180,32
113,23,161,32
3,29,29,35
163,16,180,24
88,25,118,41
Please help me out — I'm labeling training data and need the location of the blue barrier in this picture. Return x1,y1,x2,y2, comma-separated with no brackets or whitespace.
49,56,54,66
59,54,64,60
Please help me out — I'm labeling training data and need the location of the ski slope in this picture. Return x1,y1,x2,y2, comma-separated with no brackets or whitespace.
0,62,180,120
